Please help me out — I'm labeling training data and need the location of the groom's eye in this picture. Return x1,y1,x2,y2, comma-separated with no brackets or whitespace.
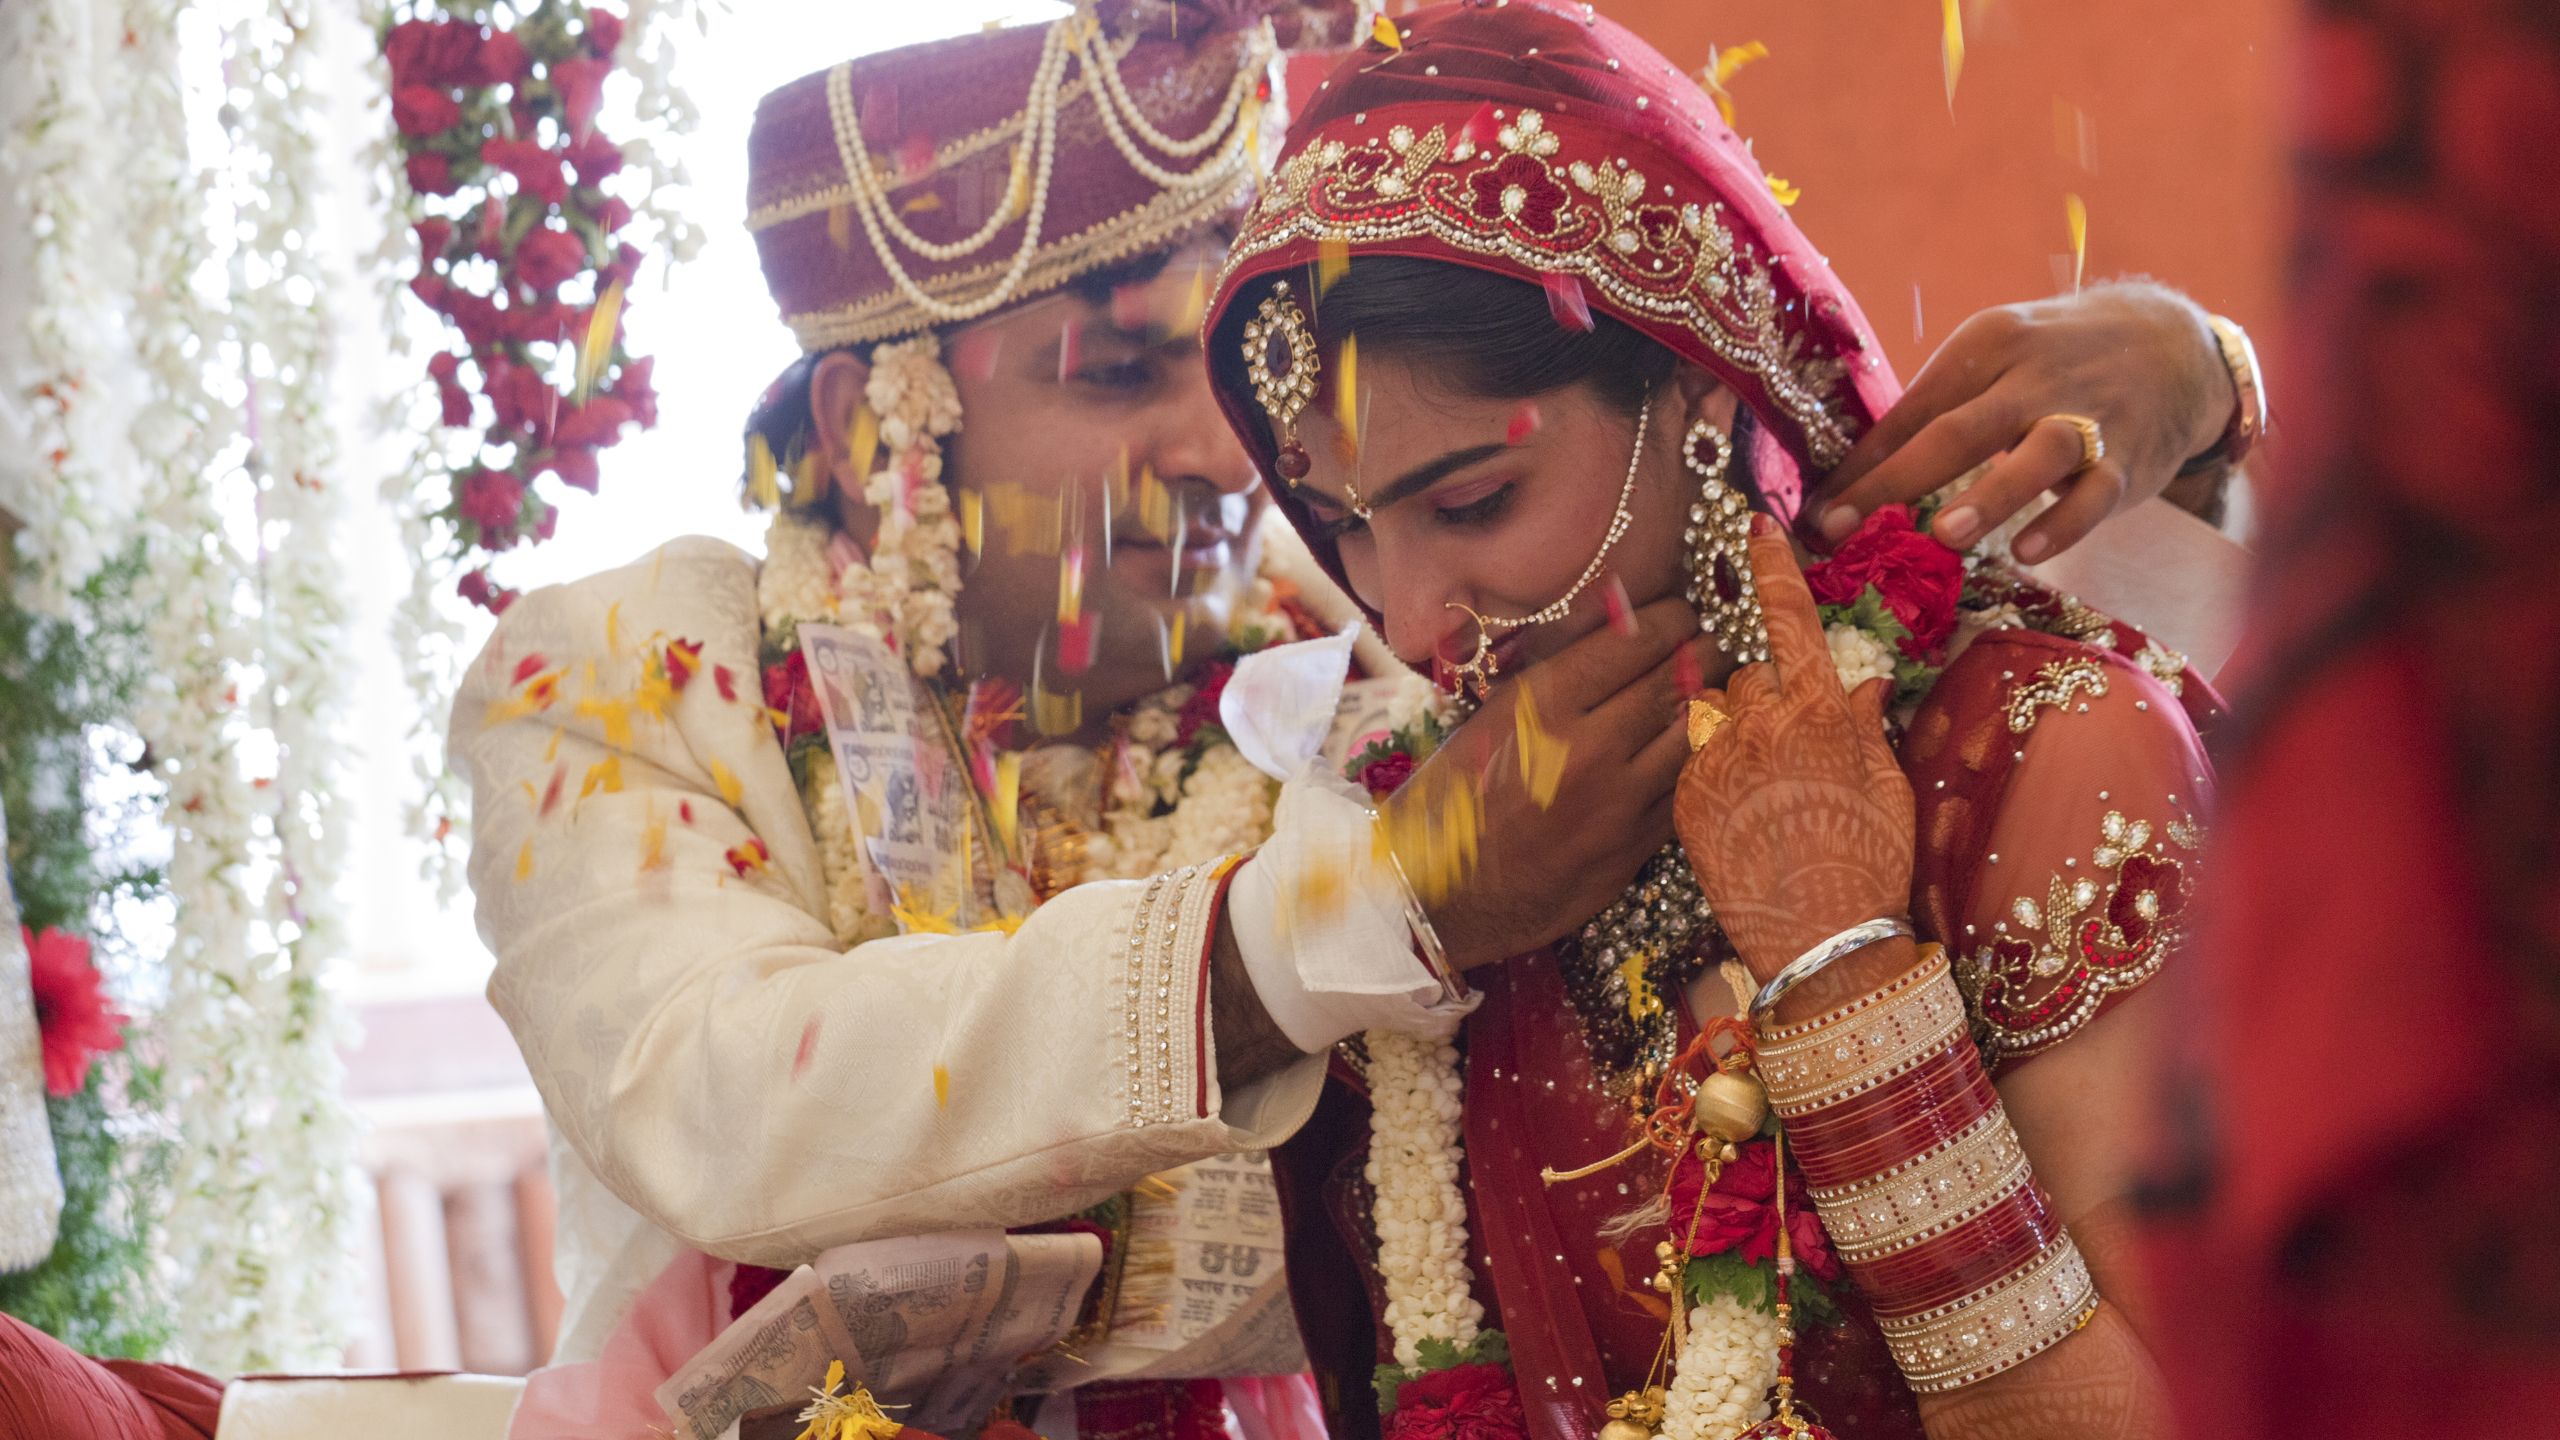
1074,356,1157,392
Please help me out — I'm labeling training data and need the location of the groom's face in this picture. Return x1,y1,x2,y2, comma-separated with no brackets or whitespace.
822,237,1266,724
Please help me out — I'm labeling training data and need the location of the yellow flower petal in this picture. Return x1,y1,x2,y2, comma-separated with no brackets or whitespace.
1316,236,1350,297
1514,681,1569,809
749,433,781,509
848,403,881,484
992,751,1022,854
932,1064,951,1107
1767,174,1801,207
709,758,744,809
1331,333,1360,463
1941,0,1966,110
576,280,624,402
2065,192,2088,291
515,839,534,883
1370,13,1401,51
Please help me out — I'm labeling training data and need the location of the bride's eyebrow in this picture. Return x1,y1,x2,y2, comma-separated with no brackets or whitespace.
1305,442,1508,514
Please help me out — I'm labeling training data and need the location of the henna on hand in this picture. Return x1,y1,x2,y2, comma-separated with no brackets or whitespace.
1673,519,1916,979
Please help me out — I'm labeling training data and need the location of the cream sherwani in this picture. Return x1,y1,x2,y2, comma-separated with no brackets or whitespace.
451,538,1332,1365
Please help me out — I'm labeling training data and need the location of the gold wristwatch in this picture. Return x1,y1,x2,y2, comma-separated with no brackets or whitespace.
2179,313,2268,475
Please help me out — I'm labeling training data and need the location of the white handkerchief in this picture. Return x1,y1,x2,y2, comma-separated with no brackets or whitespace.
1219,625,1360,787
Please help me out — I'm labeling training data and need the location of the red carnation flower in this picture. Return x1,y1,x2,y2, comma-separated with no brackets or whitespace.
407,270,452,312
484,357,558,444
1804,504,1965,659
472,30,529,87
427,351,474,427
1664,1137,1842,1282
414,216,455,260
458,466,527,535
584,9,625,57
763,652,825,747
385,19,481,89
458,568,515,612
510,225,587,290
593,195,634,234
26,927,126,1098
542,446,601,493
548,55,610,138
1175,662,1234,745
446,291,504,350
602,241,646,289
614,355,657,428
1383,1363,1528,1440
566,131,626,185
553,395,633,450
482,136,568,206
405,151,458,196
391,84,462,137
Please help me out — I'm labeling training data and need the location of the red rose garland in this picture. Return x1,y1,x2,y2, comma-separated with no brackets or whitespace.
386,2,656,613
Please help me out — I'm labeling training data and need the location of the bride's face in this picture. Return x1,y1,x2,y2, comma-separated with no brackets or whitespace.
1291,351,1734,681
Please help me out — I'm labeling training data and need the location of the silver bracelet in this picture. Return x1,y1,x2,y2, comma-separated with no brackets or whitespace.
1751,917,1916,1018
1373,814,1466,1004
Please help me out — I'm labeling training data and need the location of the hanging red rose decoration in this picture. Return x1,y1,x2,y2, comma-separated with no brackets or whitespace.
1664,1136,1843,1282
25,927,127,1098
385,1,657,613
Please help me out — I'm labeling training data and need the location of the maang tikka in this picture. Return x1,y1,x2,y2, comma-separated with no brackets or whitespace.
1243,280,1322,490
1681,416,1770,663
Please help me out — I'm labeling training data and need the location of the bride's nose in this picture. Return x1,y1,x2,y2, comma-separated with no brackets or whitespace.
1379,565,1480,675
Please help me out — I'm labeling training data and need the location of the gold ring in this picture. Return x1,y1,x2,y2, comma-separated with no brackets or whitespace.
1686,698,1731,751
2044,413,2105,475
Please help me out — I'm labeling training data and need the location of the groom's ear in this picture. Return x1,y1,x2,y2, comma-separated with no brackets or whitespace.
810,350,875,502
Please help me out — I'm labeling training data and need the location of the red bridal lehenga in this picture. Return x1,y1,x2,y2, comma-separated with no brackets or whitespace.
1203,5,2226,1438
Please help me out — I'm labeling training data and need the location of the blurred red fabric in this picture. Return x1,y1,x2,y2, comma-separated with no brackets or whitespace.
0,1315,221,1440
2141,0,2560,1430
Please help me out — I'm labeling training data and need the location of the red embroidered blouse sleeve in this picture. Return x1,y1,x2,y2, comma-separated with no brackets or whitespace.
1903,630,2212,1073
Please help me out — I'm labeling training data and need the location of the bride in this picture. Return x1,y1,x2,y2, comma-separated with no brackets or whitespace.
1203,5,2235,1438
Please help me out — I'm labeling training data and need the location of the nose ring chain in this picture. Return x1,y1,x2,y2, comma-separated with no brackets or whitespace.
1444,390,1653,701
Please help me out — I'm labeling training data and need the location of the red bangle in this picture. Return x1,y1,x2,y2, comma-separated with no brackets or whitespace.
1786,1047,2000,1188
1855,1189,2064,1318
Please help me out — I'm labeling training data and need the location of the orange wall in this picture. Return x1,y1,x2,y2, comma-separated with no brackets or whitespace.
1600,0,2291,378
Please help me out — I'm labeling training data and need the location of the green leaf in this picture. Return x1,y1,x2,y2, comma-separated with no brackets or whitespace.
1371,1329,1515,1414
1679,1252,1844,1328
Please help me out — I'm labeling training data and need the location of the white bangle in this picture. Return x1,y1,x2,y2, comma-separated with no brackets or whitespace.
1751,917,1916,1017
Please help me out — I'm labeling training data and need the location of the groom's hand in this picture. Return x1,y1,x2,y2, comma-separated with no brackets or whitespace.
1404,598,1712,971
1802,281,2236,565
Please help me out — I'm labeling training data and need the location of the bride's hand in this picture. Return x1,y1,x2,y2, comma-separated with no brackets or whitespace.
1672,517,1915,980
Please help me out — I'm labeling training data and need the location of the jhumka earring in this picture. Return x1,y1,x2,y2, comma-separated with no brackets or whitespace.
1242,280,1321,491
1681,417,1769,664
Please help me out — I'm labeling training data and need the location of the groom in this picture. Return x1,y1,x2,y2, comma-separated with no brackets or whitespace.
453,6,2252,1439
